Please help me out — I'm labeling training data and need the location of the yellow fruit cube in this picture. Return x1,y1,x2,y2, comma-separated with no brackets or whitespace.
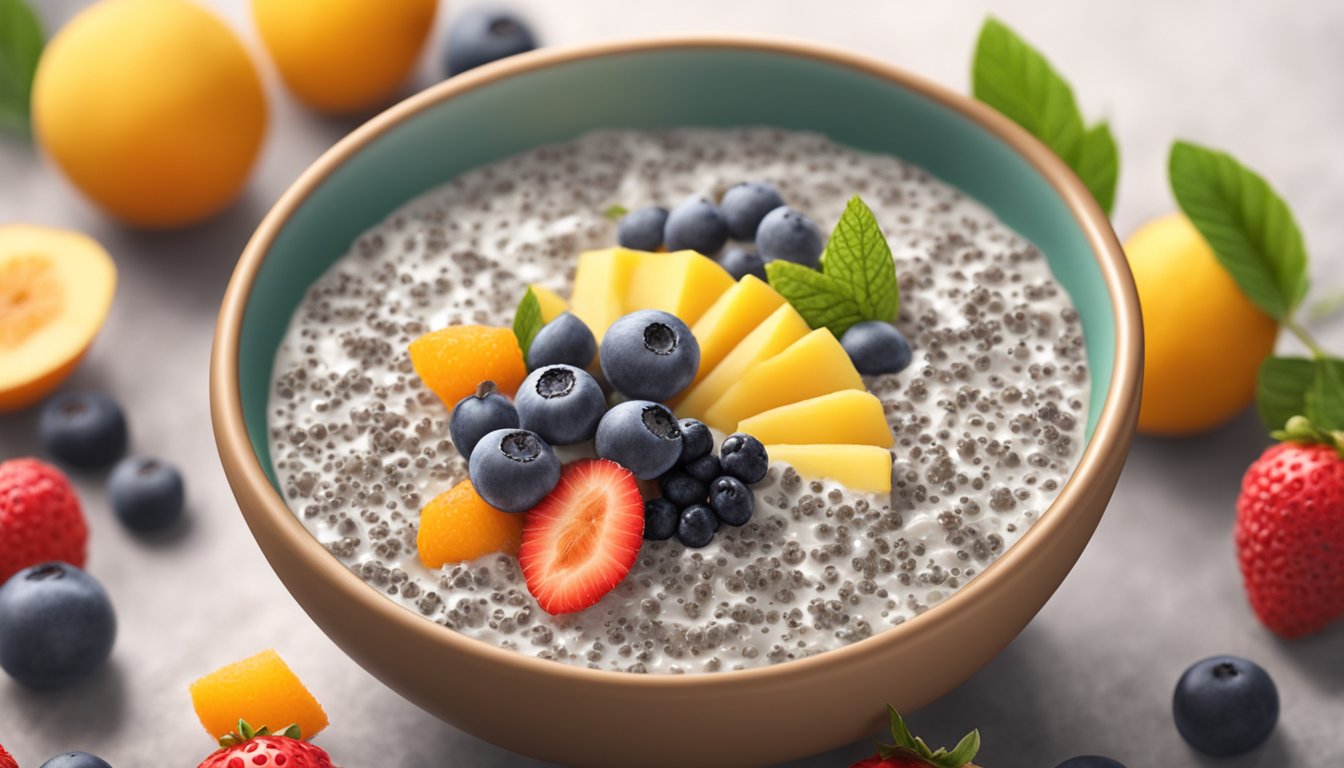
408,325,527,408
765,444,893,493
190,650,328,741
625,250,735,327
737,391,894,448
674,303,810,418
570,247,643,340
702,329,864,431
529,284,570,323
689,275,786,390
418,480,525,567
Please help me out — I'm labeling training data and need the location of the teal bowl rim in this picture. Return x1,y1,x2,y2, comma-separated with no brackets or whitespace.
211,34,1142,690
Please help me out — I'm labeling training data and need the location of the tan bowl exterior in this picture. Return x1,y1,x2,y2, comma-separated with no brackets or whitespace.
211,35,1141,768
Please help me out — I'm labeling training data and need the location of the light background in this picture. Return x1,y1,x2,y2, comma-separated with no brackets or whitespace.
2,1,1343,766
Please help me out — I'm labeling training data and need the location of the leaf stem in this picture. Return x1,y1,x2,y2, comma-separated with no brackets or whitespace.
1285,318,1329,359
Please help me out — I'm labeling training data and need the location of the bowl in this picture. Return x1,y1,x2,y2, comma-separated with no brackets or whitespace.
210,35,1141,768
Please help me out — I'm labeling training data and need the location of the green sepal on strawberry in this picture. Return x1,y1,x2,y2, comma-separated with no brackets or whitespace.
197,720,334,768
851,708,980,768
1236,416,1344,638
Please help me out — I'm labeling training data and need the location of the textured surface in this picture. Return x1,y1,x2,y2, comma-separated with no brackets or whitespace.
2,1,1343,766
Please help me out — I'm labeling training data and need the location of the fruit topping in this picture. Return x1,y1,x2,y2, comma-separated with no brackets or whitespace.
708,476,754,526
660,470,707,509
677,418,713,464
616,205,669,252
1173,656,1278,757
444,6,537,76
717,247,766,281
841,320,914,376
626,250,735,328
409,324,527,409
675,302,808,416
642,497,679,541
197,721,334,768
720,181,785,240
570,247,642,340
526,312,597,370
0,562,116,689
516,364,606,446
718,433,769,485
39,391,128,469
528,284,569,323
675,504,718,549
737,391,894,448
417,479,525,567
684,453,723,485
664,195,728,255
190,649,329,742
765,444,892,494
109,456,185,533
519,459,643,614
449,380,520,461
0,458,87,583
600,310,701,402
687,275,786,388
594,401,683,480
756,205,823,268
467,429,561,513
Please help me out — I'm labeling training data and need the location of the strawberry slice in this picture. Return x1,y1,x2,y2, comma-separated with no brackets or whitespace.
519,459,645,615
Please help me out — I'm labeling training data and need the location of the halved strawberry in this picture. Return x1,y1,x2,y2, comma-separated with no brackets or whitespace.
519,459,644,615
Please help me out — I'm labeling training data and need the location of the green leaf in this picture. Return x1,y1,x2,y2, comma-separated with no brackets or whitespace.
764,260,865,337
603,204,628,220
973,17,1084,166
1305,358,1344,430
1257,356,1344,432
941,729,981,768
238,720,256,740
0,0,43,135
1076,121,1119,214
279,724,303,740
821,196,899,322
887,705,916,749
512,287,542,358
1168,140,1310,320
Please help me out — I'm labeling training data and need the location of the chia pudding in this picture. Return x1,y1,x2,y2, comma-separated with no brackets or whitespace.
267,128,1090,674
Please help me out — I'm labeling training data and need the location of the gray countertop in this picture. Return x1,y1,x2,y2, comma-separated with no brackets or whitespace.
2,1,1343,766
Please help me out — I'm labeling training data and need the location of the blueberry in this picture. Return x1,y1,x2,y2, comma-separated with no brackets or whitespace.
684,453,722,485
443,7,537,76
39,392,128,470
1055,758,1127,768
678,419,713,464
660,471,707,508
676,504,718,548
664,195,728,255
515,365,606,446
599,310,701,401
1173,655,1279,757
720,181,784,240
717,247,767,282
0,562,116,688
709,476,754,526
108,457,184,533
39,753,113,768
467,429,561,513
756,206,824,268
617,206,669,252
719,433,768,484
527,312,597,371
594,401,682,480
449,381,520,461
841,321,913,376
643,498,679,541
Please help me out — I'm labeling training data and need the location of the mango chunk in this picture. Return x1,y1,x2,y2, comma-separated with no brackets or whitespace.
625,250,735,327
689,275,786,390
738,391,894,448
765,444,893,494
702,329,864,431
675,303,810,418
408,325,527,408
530,284,570,323
418,479,524,567
569,247,643,340
0,225,116,412
190,649,329,741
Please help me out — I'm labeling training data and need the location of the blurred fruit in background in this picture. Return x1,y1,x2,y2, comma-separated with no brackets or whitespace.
252,0,437,114
0,225,115,411
1124,213,1278,435
444,6,537,76
32,0,267,229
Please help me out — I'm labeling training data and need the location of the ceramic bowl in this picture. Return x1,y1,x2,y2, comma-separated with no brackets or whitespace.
211,35,1141,768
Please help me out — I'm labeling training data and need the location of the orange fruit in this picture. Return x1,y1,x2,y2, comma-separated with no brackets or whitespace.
418,479,525,567
1125,213,1279,435
0,225,116,412
190,650,328,741
408,325,526,409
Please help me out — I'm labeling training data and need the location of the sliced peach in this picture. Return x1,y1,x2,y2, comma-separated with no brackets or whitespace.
408,325,527,409
418,479,525,567
0,225,116,412
190,649,329,741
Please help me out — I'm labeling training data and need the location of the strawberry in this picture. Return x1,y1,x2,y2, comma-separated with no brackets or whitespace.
0,458,87,584
1235,416,1344,638
518,459,644,615
197,721,333,768
850,708,980,768
0,742,16,768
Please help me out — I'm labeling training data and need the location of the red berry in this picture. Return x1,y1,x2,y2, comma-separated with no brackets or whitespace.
197,735,334,768
1235,442,1344,638
0,458,87,584
518,459,644,615
0,742,16,768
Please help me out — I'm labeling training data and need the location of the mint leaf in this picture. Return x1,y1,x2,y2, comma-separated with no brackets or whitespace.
1257,356,1344,431
0,0,43,135
1169,140,1310,320
603,204,628,220
765,260,865,337
822,196,899,323
972,18,1118,215
512,287,542,357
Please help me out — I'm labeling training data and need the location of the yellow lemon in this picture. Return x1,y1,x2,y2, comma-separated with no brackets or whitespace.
252,0,438,114
1125,213,1279,435
32,0,267,229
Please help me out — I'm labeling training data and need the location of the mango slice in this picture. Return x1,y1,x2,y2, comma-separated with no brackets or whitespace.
765,444,894,494
418,479,524,567
408,325,527,409
702,329,865,431
530,284,570,323
674,303,810,417
190,649,328,741
570,247,643,340
625,250,735,327
689,275,786,390
0,225,116,412
738,391,894,448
